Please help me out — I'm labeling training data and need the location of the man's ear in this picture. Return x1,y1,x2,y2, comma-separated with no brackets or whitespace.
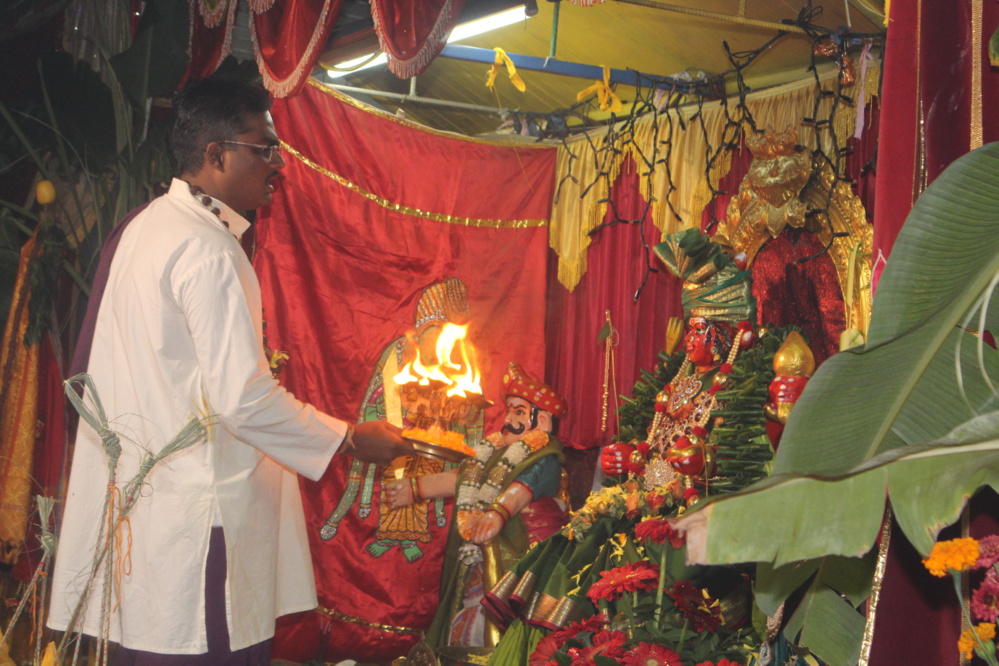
205,143,225,171
536,411,552,433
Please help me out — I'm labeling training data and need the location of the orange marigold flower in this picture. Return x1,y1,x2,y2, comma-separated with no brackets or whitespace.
586,560,661,603
958,623,997,660
923,538,981,577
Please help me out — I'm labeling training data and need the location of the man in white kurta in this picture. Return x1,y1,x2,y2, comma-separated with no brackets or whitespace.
47,79,408,658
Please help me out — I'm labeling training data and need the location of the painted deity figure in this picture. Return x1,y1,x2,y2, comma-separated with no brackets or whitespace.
386,362,568,651
274,278,478,664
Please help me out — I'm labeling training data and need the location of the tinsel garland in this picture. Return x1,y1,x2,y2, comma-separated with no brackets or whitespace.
615,325,803,494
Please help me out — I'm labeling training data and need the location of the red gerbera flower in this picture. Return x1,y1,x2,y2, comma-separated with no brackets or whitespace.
587,560,661,604
530,632,564,666
553,614,608,642
972,575,999,622
567,630,627,665
635,518,686,549
667,580,722,633
620,642,684,666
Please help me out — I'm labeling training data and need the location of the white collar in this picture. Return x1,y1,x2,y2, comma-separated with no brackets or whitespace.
168,178,252,240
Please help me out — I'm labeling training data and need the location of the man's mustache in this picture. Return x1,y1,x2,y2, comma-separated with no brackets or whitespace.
502,422,526,435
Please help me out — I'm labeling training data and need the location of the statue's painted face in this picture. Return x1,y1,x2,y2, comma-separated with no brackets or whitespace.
501,396,533,445
685,318,715,367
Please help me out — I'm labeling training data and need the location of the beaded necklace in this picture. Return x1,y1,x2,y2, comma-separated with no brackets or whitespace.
188,183,229,229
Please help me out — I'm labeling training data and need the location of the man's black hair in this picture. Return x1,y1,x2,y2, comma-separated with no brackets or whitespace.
171,77,272,176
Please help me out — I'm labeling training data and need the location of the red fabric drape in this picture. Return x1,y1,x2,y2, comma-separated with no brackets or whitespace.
546,160,683,458
371,0,465,78
187,0,342,97
867,2,999,665
256,81,556,662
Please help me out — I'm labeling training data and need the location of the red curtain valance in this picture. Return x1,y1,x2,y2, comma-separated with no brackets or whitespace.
188,0,343,97
370,0,465,78
186,0,465,96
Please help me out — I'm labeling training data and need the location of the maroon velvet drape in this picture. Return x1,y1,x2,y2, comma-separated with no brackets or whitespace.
187,0,342,97
256,81,556,662
867,2,999,664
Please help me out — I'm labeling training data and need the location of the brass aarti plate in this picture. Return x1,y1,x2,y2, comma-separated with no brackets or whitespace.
406,437,471,463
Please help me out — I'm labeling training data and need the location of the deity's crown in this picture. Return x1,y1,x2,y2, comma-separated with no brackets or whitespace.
653,228,756,324
415,277,470,329
745,127,800,160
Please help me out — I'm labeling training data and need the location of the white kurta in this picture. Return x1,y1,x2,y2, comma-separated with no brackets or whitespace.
47,179,346,654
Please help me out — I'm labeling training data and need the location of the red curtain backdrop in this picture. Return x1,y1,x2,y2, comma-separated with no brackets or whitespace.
187,0,343,97
255,80,556,662
867,2,999,665
371,0,465,78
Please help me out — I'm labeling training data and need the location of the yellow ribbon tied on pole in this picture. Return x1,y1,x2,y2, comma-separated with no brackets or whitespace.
486,48,526,92
576,66,623,113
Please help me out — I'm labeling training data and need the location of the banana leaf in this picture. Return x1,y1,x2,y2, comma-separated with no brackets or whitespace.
673,142,999,665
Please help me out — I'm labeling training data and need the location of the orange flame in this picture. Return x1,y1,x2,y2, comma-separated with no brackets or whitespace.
393,323,482,397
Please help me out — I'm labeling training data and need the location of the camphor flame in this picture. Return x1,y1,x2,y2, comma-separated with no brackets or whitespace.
393,323,482,397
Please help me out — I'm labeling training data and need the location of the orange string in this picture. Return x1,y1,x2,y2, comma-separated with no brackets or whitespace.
106,486,134,613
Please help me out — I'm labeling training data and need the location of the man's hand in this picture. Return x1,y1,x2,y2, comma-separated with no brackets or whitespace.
347,420,413,465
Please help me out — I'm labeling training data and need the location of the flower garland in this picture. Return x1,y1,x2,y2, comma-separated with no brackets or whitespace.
455,429,549,564
923,535,999,664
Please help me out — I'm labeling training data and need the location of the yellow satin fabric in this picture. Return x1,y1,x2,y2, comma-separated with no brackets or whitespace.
551,64,882,291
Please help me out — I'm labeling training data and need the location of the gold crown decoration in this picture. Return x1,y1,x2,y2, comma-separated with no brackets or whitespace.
414,277,470,329
744,127,800,160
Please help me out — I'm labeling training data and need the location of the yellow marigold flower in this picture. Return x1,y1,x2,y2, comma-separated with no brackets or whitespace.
958,623,996,660
923,538,981,577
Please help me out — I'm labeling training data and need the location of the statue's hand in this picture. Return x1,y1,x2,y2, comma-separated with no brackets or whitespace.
469,510,504,544
600,442,635,476
382,478,415,509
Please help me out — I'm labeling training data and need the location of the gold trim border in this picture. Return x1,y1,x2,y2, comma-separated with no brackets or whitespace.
282,142,547,229
316,604,422,635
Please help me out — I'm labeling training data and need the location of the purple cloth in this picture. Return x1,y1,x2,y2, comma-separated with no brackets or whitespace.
70,202,150,379
114,528,272,665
